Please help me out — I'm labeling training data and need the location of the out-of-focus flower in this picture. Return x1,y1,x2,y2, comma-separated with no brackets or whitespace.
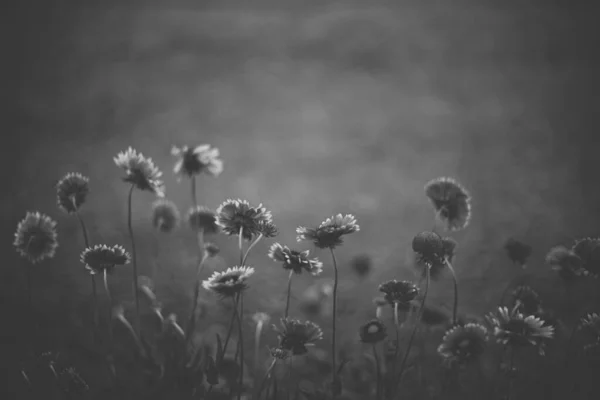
579,313,600,351
269,347,290,360
504,238,532,268
137,275,160,307
412,231,444,268
268,243,323,275
545,245,584,281
202,266,254,298
424,177,472,231
373,296,387,319
572,238,600,278
80,244,131,275
14,212,59,264
416,236,457,280
114,147,165,196
359,320,387,344
171,144,223,179
438,323,488,366
187,206,220,234
509,286,542,315
151,198,180,233
204,242,220,257
253,312,270,326
378,280,419,310
350,254,372,278
274,318,323,355
216,199,273,240
296,214,359,249
55,172,90,214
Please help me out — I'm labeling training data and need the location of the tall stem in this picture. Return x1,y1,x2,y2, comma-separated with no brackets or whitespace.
75,209,99,332
242,234,263,266
373,343,382,400
284,270,294,319
507,347,515,400
186,250,209,343
219,297,239,366
391,302,400,394
445,258,459,325
234,293,245,400
126,184,141,336
329,247,339,399
103,270,114,343
191,176,198,207
239,226,244,265
256,359,277,399
254,322,264,381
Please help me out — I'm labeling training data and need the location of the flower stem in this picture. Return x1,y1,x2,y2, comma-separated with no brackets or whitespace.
75,209,99,334
254,322,264,381
329,247,339,399
507,347,516,400
239,226,244,265
242,234,263,266
191,175,198,207
284,270,294,319
445,258,459,325
186,250,209,343
218,298,238,366
126,184,141,336
256,359,277,399
391,302,400,392
234,293,245,400
373,343,382,400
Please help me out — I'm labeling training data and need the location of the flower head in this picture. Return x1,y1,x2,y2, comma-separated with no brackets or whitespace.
204,242,220,257
438,323,488,366
572,238,600,278
269,347,290,360
202,266,254,297
55,172,90,214
114,147,165,196
545,245,584,281
252,312,271,326
486,306,554,354
578,313,600,352
274,318,323,355
14,212,58,264
216,199,273,240
509,286,541,315
504,238,532,268
171,144,223,179
151,198,180,233
359,320,387,344
187,206,220,234
412,231,444,268
424,177,472,231
378,280,419,309
296,214,359,249
417,236,457,280
256,219,278,238
268,243,323,276
80,244,131,275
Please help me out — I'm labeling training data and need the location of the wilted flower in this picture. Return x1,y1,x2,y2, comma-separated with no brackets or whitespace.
187,206,219,234
438,323,488,366
80,244,131,275
487,306,554,354
204,242,220,257
268,243,323,275
151,198,180,233
412,231,444,267
424,177,472,231
359,320,387,344
202,266,254,297
14,212,59,264
114,147,165,196
274,318,323,355
216,199,273,240
378,280,419,310
545,245,584,281
509,286,541,315
296,214,359,249
504,238,532,268
572,238,600,278
171,144,223,179
350,254,372,278
55,172,90,214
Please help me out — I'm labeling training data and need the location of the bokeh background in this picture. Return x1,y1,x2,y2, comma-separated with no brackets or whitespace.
2,0,600,397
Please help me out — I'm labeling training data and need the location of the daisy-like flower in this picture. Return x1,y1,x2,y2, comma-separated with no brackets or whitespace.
504,238,532,268
296,214,359,249
579,313,600,353
417,236,457,280
412,231,444,268
202,266,254,298
151,198,180,233
545,245,584,281
171,144,223,179
256,219,278,238
274,318,323,355
359,319,387,344
80,244,131,275
268,243,323,276
424,177,472,231
509,286,541,315
486,306,554,354
187,206,220,234
55,172,90,214
378,280,419,310
14,212,59,264
572,237,600,278
216,199,273,240
438,323,488,366
114,147,165,196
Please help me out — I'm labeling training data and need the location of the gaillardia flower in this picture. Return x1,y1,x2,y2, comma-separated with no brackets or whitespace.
256,219,278,238
424,177,472,231
80,244,131,275
296,214,359,249
151,198,180,233
114,147,165,196
215,199,273,240
417,236,457,280
509,286,541,315
274,317,323,355
378,280,419,310
202,266,254,297
55,172,90,214
504,238,532,268
171,144,223,179
268,243,323,276
545,245,584,281
486,306,554,354
359,320,387,344
412,231,444,268
572,237,600,278
14,212,59,264
187,206,219,234
438,323,488,365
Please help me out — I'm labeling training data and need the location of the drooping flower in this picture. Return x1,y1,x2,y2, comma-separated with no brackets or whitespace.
55,172,90,214
274,318,323,355
14,212,59,264
438,323,488,366
545,245,584,281
572,238,600,278
296,214,359,249
378,280,419,310
80,244,131,275
504,238,532,268
412,231,444,268
215,199,273,240
151,198,180,233
509,286,542,315
202,266,254,298
359,320,387,344
486,306,554,354
114,147,165,196
424,177,472,231
171,144,223,179
187,206,220,234
268,243,323,276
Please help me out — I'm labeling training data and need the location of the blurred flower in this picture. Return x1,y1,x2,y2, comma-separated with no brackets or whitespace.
373,296,387,319
545,245,584,281
438,323,488,366
296,214,359,249
268,243,323,275
137,275,159,307
424,177,472,231
204,242,220,257
55,172,90,214
14,212,59,264
253,312,271,326
274,318,323,355
269,347,290,360
509,286,542,315
504,238,532,268
359,319,387,344
350,254,372,278
114,147,165,196
412,231,444,267
417,236,457,280
163,313,186,339
572,238,600,278
202,266,254,298
378,280,419,310
171,144,223,179
151,198,180,233
187,206,219,234
216,199,273,240
80,244,131,275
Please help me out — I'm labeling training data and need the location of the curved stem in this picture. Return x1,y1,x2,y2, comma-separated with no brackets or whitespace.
242,234,263,266
284,270,294,319
126,184,141,336
329,247,339,399
373,343,382,400
445,258,459,325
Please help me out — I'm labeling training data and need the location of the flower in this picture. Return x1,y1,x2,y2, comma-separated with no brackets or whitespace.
114,147,165,196
55,172,90,214
171,144,223,179
202,266,254,297
274,318,323,355
252,312,271,326
204,242,220,257
187,206,220,234
438,323,488,365
412,231,444,268
14,212,59,264
378,280,419,310
504,238,532,268
545,245,584,281
486,306,554,354
572,238,600,278
269,347,290,360
296,214,359,249
416,236,457,280
268,243,323,275
256,219,278,238
216,199,273,240
80,244,131,275
350,254,372,278
359,320,387,344
509,286,541,315
151,198,180,233
579,313,600,352
424,177,472,231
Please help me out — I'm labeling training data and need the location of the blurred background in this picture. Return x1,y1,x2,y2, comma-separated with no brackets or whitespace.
1,0,599,397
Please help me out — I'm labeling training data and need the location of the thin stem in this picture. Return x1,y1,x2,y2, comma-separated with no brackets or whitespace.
284,270,294,319
239,226,244,265
507,348,516,400
391,302,400,393
191,176,198,207
218,298,238,366
75,209,99,333
74,209,90,247
186,251,209,343
445,258,459,325
256,359,277,399
254,322,264,381
242,234,263,266
373,343,382,400
286,356,293,400
103,270,114,343
126,184,141,336
329,247,339,399
235,293,245,400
